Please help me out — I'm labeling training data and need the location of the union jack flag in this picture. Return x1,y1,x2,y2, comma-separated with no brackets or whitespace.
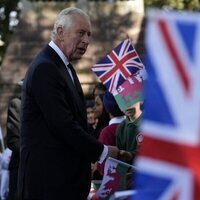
133,10,200,200
92,39,144,93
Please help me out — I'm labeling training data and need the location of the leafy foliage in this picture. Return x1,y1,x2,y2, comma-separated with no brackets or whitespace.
0,0,21,66
144,0,200,11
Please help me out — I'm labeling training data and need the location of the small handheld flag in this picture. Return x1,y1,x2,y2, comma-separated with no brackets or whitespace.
92,39,144,94
88,157,135,200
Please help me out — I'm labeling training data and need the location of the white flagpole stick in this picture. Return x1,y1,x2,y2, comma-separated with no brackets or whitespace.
0,125,5,151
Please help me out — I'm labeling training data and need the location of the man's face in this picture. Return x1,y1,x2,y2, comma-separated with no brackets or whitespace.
60,15,91,61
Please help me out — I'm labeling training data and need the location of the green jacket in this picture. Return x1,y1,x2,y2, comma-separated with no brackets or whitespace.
116,114,142,153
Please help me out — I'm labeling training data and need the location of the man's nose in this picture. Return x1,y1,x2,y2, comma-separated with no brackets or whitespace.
82,34,90,44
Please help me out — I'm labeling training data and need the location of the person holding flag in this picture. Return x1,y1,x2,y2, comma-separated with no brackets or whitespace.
92,38,146,164
114,70,144,164
91,35,146,200
116,100,143,164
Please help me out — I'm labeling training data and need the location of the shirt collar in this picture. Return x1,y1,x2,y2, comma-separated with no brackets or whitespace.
109,116,126,125
49,41,69,66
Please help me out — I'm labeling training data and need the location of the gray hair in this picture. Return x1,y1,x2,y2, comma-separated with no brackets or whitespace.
51,7,90,41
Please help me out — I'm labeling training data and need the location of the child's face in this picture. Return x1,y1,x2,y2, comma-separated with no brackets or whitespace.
125,101,141,121
94,88,105,98
86,107,95,124
125,107,136,119
94,96,103,119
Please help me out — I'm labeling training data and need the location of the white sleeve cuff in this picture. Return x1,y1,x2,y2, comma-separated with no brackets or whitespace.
98,145,108,164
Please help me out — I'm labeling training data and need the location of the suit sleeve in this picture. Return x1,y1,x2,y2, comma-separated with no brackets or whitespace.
31,63,104,163
6,98,21,154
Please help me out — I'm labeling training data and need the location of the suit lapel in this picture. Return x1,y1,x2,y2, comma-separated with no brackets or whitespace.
43,45,87,122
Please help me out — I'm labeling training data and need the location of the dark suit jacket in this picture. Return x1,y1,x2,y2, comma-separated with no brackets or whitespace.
6,96,21,170
19,45,104,200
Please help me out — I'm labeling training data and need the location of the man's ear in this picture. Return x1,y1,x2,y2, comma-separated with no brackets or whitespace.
57,27,64,41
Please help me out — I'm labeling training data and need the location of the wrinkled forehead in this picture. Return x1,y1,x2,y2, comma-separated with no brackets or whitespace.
72,14,91,25
67,14,91,33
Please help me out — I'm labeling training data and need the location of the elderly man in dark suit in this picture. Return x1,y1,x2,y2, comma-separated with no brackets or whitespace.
18,7,119,200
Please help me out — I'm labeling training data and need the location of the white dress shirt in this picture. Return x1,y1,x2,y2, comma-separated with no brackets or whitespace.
49,41,74,83
109,116,125,125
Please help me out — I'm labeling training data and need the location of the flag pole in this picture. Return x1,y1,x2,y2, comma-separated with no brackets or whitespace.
108,157,137,171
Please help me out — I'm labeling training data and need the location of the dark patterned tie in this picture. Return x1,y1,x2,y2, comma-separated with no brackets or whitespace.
67,63,84,100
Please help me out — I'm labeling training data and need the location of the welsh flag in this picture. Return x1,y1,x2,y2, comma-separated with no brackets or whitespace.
88,157,135,200
113,73,144,112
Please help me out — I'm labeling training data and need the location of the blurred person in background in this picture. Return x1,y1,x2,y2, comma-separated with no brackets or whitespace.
92,82,106,99
116,101,143,164
6,79,23,200
93,94,110,140
92,94,110,180
99,91,125,146
0,147,12,200
97,91,125,175
86,100,96,135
